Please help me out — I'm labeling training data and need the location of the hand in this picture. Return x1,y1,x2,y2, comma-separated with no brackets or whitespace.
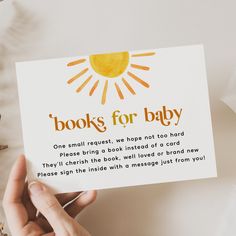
3,155,97,236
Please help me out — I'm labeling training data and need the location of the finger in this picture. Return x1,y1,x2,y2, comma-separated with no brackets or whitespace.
3,155,26,204
35,216,53,233
20,221,44,236
56,191,82,206
22,182,37,220
36,191,83,232
28,181,74,233
36,192,81,221
3,155,28,233
65,190,97,218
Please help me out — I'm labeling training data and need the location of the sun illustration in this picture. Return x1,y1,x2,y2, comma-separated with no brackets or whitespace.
67,51,155,105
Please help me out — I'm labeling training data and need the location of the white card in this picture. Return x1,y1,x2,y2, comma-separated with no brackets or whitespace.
16,44,217,193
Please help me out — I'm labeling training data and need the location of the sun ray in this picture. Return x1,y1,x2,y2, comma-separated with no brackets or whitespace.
89,80,99,96
122,78,136,95
131,52,155,57
127,71,150,88
114,83,124,100
101,80,108,105
67,51,155,103
76,75,93,93
67,58,86,67
131,64,150,71
67,68,89,84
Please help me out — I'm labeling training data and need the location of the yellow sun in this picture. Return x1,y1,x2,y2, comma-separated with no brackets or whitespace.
67,50,155,105
89,52,129,78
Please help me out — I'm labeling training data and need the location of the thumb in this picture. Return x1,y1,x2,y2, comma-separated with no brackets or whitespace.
28,181,73,233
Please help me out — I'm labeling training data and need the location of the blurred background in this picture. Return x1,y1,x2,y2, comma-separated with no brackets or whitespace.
0,0,236,235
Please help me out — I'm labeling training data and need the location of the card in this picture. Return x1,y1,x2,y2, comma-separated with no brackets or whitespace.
16,44,217,193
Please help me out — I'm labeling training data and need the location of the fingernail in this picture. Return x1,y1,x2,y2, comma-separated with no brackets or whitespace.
28,181,44,195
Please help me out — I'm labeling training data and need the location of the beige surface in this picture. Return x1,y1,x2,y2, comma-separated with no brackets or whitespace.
0,0,236,235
